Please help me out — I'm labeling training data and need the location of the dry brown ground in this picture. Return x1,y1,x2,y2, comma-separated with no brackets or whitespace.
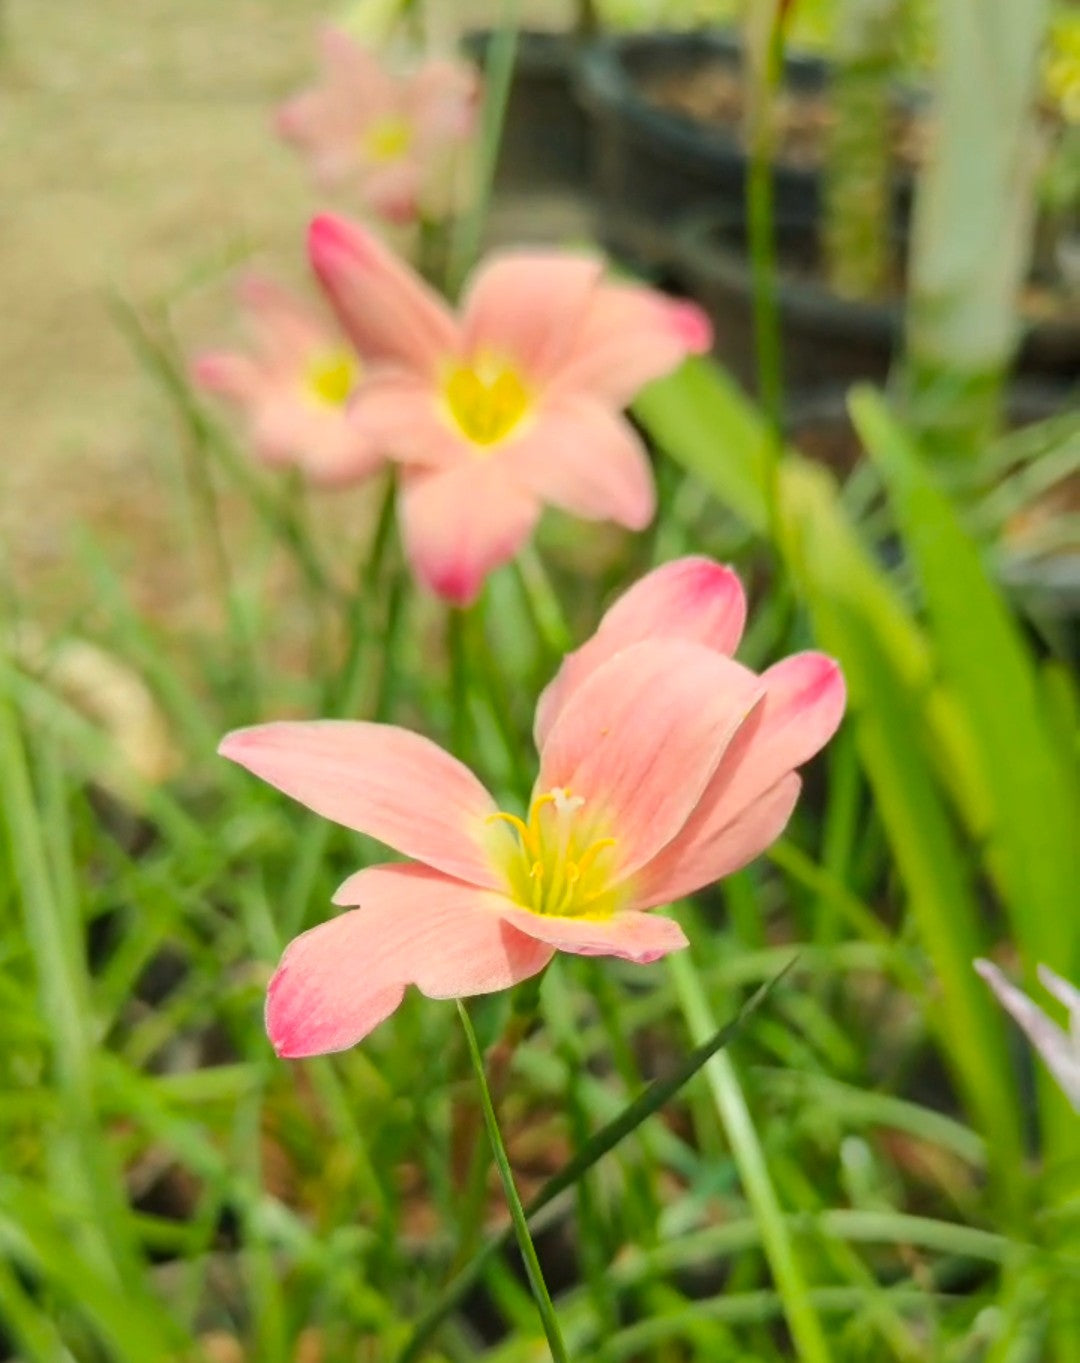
0,0,582,630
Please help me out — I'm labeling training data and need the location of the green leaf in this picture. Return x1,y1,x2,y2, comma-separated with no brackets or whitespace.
633,358,772,534
850,387,1078,971
775,462,1024,1190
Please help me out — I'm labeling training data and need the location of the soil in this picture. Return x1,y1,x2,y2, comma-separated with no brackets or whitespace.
642,62,927,172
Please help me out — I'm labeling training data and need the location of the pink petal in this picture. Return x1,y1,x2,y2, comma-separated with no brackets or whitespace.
552,282,712,406
506,397,655,529
277,92,362,185
268,863,553,1056
631,653,844,904
398,461,540,606
192,352,262,401
252,398,383,485
218,721,501,887
497,904,688,965
361,161,423,225
535,557,748,749
538,640,763,880
633,773,802,909
407,56,479,143
316,26,398,113
348,370,463,469
236,274,330,369
309,214,458,373
278,29,398,145
460,252,604,383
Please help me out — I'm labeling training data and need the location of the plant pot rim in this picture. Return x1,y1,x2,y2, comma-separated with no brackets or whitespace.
674,206,903,343
575,29,830,171
461,27,587,74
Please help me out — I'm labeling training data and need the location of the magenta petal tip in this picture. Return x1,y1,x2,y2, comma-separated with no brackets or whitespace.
667,299,713,354
308,213,372,276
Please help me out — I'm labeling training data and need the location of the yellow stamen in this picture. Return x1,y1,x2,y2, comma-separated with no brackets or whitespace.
363,115,413,163
487,810,534,848
489,787,627,921
442,356,531,448
305,350,360,407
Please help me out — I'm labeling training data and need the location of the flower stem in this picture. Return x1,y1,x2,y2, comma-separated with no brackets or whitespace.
456,1000,570,1363
515,544,572,656
448,0,520,296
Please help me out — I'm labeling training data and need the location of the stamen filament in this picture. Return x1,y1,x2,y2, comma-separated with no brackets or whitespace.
488,788,625,921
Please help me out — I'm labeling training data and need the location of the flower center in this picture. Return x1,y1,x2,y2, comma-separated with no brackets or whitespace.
442,357,531,448
305,349,360,407
363,115,414,163
487,787,625,919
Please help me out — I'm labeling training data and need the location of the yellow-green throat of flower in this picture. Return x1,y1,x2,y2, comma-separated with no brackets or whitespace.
305,349,360,407
443,356,531,448
363,115,414,163
488,788,624,919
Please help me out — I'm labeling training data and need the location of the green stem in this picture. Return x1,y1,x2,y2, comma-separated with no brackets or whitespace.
447,607,471,761
468,597,532,791
514,544,572,656
328,475,398,713
746,18,785,436
667,952,834,1363
448,0,520,296
745,9,786,541
456,1001,570,1363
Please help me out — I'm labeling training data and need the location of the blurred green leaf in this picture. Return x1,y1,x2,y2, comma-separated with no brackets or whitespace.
851,387,1079,971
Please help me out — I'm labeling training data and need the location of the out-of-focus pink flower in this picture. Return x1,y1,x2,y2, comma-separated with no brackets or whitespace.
192,275,379,486
308,214,713,604
219,558,845,1057
975,959,1080,1111
276,27,479,223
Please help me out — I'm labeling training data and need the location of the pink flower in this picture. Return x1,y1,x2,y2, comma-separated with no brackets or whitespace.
276,27,479,223
192,275,380,486
309,214,713,604
219,558,845,1057
975,959,1080,1111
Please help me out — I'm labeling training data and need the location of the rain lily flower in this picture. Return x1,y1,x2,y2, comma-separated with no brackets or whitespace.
193,275,379,486
975,959,1080,1111
276,27,479,222
309,214,713,604
219,558,845,1057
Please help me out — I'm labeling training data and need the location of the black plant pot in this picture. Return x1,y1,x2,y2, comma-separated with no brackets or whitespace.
577,31,838,270
672,205,1080,395
670,208,902,392
463,30,591,193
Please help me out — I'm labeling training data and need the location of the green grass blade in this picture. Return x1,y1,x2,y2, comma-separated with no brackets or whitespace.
774,515,1024,1195
667,950,835,1363
850,388,1079,969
